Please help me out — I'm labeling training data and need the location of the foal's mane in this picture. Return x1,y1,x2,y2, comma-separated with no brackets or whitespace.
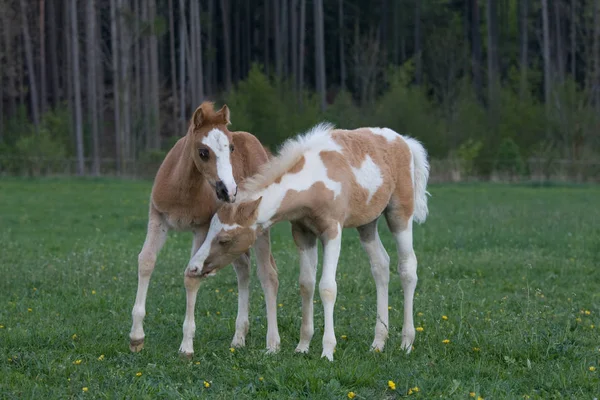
239,122,335,197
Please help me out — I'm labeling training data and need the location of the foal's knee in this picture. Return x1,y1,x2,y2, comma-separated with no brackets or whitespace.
137,251,156,277
398,252,417,285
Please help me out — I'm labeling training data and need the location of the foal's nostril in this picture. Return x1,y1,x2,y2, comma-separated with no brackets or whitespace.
215,180,229,201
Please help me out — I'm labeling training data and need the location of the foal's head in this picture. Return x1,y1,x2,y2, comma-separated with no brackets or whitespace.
187,102,237,202
187,197,263,277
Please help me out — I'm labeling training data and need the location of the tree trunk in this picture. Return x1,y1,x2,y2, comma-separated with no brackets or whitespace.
264,0,270,75
298,0,306,101
570,0,576,78
339,0,346,89
541,0,551,117
39,0,47,114
70,0,85,175
471,0,482,98
195,0,204,103
487,0,499,107
594,0,600,111
48,0,60,107
555,1,565,83
87,0,100,175
519,0,529,97
273,0,282,78
206,0,215,95
168,0,178,130
2,6,16,116
219,0,232,92
120,0,132,165
19,0,40,127
234,1,241,83
110,0,122,172
149,0,160,149
134,0,141,130
281,0,289,77
179,0,186,132
414,0,422,84
291,0,299,89
313,0,326,111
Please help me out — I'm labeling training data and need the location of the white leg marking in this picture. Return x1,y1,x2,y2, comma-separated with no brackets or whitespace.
319,224,342,361
358,221,391,352
395,218,417,353
129,209,168,352
231,253,251,348
295,242,318,354
179,274,201,356
254,231,281,353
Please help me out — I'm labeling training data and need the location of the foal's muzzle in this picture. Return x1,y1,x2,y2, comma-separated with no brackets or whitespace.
215,180,237,203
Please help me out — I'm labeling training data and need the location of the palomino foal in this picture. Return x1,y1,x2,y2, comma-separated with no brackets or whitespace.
129,102,280,357
185,123,430,361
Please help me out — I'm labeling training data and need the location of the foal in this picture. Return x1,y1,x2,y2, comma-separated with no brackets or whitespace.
129,102,280,357
185,123,430,361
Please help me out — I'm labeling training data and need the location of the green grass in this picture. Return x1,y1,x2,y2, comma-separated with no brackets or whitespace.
1,179,599,399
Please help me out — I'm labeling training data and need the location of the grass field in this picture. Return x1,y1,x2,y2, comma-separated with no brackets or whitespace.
1,179,599,399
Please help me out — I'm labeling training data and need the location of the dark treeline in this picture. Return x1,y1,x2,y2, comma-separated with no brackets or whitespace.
0,0,599,179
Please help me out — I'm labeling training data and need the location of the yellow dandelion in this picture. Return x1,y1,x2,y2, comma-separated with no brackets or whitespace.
341,306,346,311
215,289,219,293
73,359,82,365
228,288,234,293
473,347,480,352
470,392,476,398
477,397,484,400
229,347,235,353
388,380,396,390
92,290,96,295
591,325,595,329
442,315,448,320
136,372,142,377
72,334,77,340
27,308,32,312
0,325,4,329
216,311,221,315
388,306,392,310
416,327,424,332
278,303,283,307
523,395,531,399
259,377,264,382
33,288,37,291
576,317,582,322
203,381,211,388
417,312,424,317
82,387,88,392
589,366,596,372
442,339,450,344
408,389,414,395
412,386,419,392
347,392,356,399
195,361,200,365
97,355,104,361
112,276,117,280
585,310,591,315
341,335,348,340
313,300,317,304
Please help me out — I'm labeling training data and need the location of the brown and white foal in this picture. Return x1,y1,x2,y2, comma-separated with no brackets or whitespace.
129,102,280,357
185,123,430,361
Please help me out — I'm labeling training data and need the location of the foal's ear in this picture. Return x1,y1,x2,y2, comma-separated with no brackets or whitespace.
236,197,263,223
192,102,214,128
217,104,231,125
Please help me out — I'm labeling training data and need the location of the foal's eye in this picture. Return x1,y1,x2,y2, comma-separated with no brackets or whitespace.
218,236,232,245
230,144,235,153
198,148,209,161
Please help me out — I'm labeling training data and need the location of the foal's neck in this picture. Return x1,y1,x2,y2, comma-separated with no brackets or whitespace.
175,137,205,190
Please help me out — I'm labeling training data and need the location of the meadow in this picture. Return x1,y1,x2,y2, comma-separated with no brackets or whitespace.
1,179,599,399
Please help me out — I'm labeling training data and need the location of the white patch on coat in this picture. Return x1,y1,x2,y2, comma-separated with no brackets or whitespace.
351,154,383,204
368,127,399,142
202,129,237,198
251,132,343,224
188,214,225,273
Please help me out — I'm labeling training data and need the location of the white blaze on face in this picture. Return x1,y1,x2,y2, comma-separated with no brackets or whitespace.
202,128,237,199
351,154,383,204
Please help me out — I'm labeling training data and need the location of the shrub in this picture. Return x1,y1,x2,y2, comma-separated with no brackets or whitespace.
494,137,525,179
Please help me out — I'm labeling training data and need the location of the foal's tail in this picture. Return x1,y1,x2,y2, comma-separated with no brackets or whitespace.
404,136,430,224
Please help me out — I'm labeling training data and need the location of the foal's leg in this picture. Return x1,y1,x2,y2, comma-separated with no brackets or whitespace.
385,209,417,353
253,229,281,353
291,223,318,354
357,219,391,352
130,205,168,352
319,223,342,361
230,251,252,348
179,228,208,357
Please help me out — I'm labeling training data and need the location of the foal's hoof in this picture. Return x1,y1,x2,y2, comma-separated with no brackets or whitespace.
129,338,145,353
179,351,194,360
